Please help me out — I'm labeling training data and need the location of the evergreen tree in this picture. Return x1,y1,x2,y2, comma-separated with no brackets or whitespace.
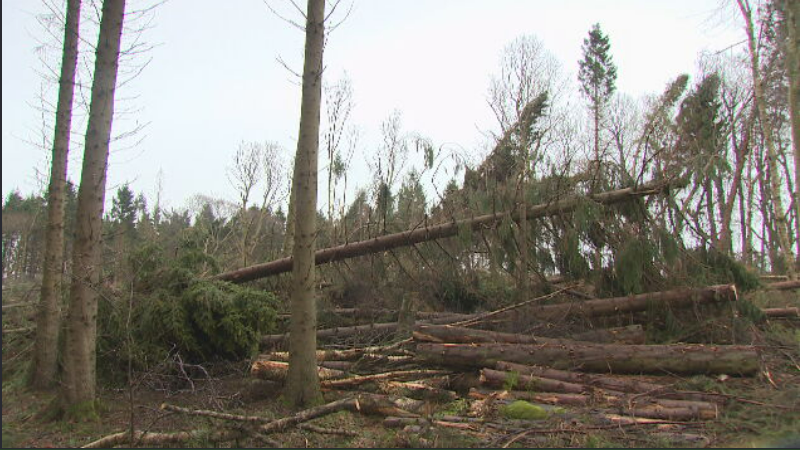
578,23,618,163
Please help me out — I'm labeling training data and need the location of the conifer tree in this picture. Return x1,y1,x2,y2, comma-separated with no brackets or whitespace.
578,23,618,164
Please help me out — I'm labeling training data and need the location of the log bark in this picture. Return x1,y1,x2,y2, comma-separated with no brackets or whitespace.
571,325,646,344
495,361,724,404
762,307,799,318
214,180,674,283
480,368,589,394
262,316,465,346
473,374,719,420
417,342,759,375
250,360,344,382
505,284,738,321
414,324,646,345
766,280,800,291
378,381,458,402
320,370,449,389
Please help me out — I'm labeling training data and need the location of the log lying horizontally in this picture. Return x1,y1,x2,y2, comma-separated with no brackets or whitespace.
214,180,673,283
762,307,800,318
416,342,759,375
572,325,646,344
494,361,722,403
499,284,738,321
766,280,800,291
250,360,345,381
469,386,719,420
261,315,467,346
414,324,646,346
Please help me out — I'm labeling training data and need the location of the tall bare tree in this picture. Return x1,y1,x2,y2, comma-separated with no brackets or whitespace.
285,0,326,407
30,0,82,390
61,0,126,417
737,0,796,276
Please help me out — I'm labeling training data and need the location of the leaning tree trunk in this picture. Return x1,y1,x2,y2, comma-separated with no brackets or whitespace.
214,180,674,283
286,0,326,408
61,0,126,418
30,0,82,390
738,0,796,277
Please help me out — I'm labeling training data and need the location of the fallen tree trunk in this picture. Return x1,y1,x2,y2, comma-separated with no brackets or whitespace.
416,342,759,375
494,361,726,404
474,372,719,420
214,180,673,283
502,284,738,321
571,325,646,344
414,324,646,346
766,280,800,290
250,360,345,381
81,394,423,448
377,381,458,402
321,370,450,389
261,316,467,346
763,307,799,318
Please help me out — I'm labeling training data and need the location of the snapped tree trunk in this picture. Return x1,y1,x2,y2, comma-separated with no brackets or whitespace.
30,0,82,390
61,0,125,417
416,342,759,375
286,0,326,407
214,180,674,283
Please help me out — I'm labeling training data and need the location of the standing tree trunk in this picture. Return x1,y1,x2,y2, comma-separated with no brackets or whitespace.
784,0,800,256
286,0,326,407
30,0,82,390
737,0,796,277
61,0,126,418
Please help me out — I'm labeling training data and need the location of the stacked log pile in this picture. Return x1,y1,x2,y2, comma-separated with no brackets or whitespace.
85,281,798,448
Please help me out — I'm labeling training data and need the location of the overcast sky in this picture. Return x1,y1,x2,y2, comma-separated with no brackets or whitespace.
2,0,742,213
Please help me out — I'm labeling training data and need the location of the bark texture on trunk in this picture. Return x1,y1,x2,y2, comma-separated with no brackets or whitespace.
785,0,800,255
31,0,82,390
215,180,674,283
416,342,759,375
285,0,326,407
62,0,125,416
498,284,736,321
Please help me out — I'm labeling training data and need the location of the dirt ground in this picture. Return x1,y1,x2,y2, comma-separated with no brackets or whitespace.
2,288,799,448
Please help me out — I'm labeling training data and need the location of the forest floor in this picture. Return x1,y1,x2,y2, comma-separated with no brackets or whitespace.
2,285,799,448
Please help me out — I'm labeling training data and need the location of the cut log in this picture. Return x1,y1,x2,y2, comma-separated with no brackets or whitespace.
214,180,673,283
261,316,465,346
263,340,412,362
416,342,759,375
378,381,458,402
479,368,590,394
471,381,718,420
413,324,646,346
502,284,738,321
250,360,345,381
766,280,800,290
763,307,800,318
571,325,646,344
495,361,724,404
321,370,450,389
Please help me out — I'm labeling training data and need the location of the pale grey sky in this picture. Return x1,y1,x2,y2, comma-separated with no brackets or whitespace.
2,0,741,213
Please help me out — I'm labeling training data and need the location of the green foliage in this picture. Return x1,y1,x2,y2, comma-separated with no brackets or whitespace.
500,400,547,420
555,230,590,279
615,237,656,295
578,23,617,105
97,240,278,377
503,371,520,391
686,248,762,291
